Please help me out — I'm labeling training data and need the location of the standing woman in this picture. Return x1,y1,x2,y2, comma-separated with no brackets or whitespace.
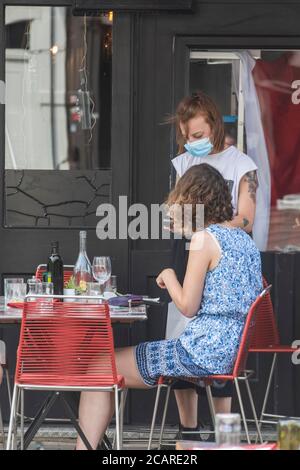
166,91,259,437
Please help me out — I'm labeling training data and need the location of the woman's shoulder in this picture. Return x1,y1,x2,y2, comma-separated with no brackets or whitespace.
190,229,219,253
206,225,260,256
224,146,258,172
171,152,197,177
205,223,245,242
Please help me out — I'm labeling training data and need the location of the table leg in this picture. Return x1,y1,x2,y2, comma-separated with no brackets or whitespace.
21,392,59,450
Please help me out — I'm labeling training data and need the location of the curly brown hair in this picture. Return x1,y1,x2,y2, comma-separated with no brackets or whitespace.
169,91,225,155
166,164,233,231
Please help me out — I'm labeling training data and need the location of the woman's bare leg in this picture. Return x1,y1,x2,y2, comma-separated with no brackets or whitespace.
213,397,232,414
174,389,198,428
175,391,232,430
76,388,114,450
76,346,150,450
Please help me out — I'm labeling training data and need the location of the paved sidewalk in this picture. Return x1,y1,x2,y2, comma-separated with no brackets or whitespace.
1,424,278,450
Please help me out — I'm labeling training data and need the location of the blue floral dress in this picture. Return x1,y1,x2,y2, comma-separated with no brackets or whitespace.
135,225,263,386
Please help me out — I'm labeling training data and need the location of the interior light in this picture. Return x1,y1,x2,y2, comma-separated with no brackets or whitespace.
50,44,59,55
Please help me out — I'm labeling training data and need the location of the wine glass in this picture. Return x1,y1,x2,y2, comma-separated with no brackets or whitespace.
92,257,112,291
105,275,117,293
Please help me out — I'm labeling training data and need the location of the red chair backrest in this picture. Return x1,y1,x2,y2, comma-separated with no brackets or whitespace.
35,264,74,286
232,285,272,377
15,300,118,387
249,277,280,348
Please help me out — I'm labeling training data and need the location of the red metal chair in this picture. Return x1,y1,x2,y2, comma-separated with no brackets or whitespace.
6,296,125,450
147,286,272,449
249,278,300,426
35,264,74,285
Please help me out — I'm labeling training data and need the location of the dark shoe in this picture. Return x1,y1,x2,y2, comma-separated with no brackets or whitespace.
175,422,214,442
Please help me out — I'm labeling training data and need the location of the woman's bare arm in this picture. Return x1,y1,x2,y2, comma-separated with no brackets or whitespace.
230,170,258,233
156,232,216,317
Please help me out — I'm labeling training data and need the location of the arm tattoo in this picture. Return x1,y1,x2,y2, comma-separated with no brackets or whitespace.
243,218,250,227
244,171,258,204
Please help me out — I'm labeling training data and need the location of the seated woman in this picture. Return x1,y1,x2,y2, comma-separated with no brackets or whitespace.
76,163,263,450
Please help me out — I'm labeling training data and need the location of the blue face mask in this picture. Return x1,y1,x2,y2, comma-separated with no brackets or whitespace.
184,137,213,157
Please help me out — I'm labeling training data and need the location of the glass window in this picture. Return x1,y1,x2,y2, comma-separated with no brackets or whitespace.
5,6,112,171
190,51,250,153
189,49,300,252
4,6,113,227
6,20,30,49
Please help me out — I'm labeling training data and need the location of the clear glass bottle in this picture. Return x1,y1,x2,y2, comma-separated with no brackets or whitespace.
73,231,92,293
278,419,300,450
215,413,241,447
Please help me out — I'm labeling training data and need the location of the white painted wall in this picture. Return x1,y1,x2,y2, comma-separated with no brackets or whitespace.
5,6,68,170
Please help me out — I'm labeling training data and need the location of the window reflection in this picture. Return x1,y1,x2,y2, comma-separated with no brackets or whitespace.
189,51,246,153
5,6,112,170
253,51,300,252
189,49,300,252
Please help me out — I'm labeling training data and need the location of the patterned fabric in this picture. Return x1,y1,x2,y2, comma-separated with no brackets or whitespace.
135,224,262,386
135,340,210,387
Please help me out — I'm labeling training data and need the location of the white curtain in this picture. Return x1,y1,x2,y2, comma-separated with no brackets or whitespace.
235,51,271,251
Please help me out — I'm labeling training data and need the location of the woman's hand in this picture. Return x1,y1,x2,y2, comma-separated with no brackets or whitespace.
156,268,175,289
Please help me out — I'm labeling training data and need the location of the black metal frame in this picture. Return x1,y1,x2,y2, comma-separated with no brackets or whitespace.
74,0,194,13
16,391,94,450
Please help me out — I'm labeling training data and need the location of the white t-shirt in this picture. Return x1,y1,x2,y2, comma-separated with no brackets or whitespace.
172,146,257,215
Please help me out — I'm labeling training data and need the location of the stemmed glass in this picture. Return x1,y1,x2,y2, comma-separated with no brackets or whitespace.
92,257,111,292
